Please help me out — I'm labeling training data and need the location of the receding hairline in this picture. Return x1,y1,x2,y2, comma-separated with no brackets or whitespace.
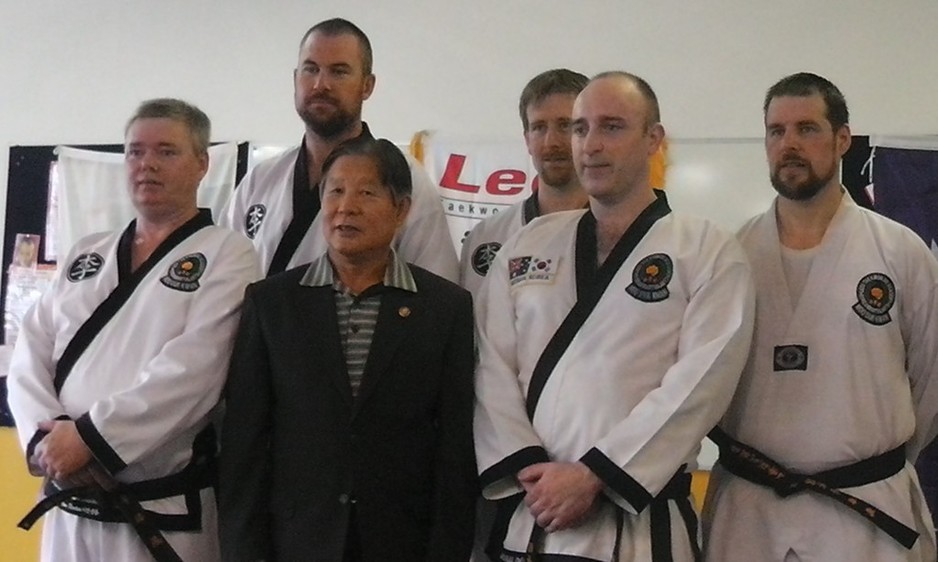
577,73,662,126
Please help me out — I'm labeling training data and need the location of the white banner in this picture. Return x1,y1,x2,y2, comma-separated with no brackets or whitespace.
418,131,537,252
54,143,238,257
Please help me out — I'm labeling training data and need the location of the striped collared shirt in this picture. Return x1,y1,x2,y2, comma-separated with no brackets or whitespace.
300,251,418,396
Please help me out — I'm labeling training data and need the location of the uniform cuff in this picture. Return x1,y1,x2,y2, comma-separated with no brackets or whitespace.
580,447,652,512
479,445,550,489
75,412,126,474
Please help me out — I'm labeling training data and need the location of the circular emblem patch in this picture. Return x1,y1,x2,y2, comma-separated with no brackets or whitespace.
852,272,895,325
471,242,502,276
626,253,673,303
774,345,808,371
67,253,105,282
160,253,207,292
244,204,267,240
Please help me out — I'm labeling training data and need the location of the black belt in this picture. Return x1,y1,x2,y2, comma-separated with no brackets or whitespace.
19,426,218,562
492,467,700,562
709,427,918,549
648,470,700,562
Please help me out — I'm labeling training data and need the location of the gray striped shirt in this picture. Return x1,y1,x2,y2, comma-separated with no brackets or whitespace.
300,251,417,396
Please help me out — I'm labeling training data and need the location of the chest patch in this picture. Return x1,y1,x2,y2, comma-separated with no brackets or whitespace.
852,272,895,326
471,242,502,276
67,253,105,282
626,253,673,303
244,204,267,239
161,253,207,292
774,344,808,371
509,255,556,286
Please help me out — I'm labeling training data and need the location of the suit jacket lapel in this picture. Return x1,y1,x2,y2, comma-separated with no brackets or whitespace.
351,289,418,419
294,283,355,408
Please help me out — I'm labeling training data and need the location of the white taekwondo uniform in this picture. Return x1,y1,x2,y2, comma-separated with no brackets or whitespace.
8,210,261,562
474,193,755,562
703,195,938,562
460,194,545,298
220,127,458,281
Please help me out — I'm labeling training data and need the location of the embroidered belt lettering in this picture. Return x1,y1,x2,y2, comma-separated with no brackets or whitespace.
709,427,918,550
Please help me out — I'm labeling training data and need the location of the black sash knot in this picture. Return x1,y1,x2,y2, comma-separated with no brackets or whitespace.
709,426,918,550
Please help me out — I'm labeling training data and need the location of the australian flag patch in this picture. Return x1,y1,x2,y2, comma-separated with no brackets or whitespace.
508,255,556,286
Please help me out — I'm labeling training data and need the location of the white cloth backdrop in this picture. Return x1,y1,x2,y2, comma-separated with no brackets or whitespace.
418,131,534,252
55,143,238,256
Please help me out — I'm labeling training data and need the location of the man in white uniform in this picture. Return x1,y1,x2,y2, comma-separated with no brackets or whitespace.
474,72,755,561
220,18,458,280
703,72,938,562
8,98,261,562
460,68,588,296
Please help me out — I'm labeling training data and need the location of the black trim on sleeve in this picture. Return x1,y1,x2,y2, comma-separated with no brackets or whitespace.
479,445,550,489
75,412,126,474
580,447,652,512
26,429,47,464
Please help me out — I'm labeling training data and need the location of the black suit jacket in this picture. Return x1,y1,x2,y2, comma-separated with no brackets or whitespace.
219,264,477,561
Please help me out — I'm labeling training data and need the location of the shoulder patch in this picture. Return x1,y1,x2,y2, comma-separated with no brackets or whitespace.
244,204,267,239
471,242,502,276
509,256,556,286
852,272,895,325
161,253,207,292
626,253,673,303
67,253,105,282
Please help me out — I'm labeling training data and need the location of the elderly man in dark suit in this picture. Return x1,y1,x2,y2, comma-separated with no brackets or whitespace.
218,138,477,561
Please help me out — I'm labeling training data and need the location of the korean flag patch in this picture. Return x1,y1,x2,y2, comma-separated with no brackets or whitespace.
508,255,556,286
626,253,673,302
161,253,207,292
67,253,105,282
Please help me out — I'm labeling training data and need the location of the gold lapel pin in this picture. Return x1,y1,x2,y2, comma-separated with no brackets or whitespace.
398,306,411,318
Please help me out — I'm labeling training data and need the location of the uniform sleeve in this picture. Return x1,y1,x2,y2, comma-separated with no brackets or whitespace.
427,287,478,560
473,246,550,501
395,157,459,283
898,236,938,459
579,237,755,514
218,284,275,561
7,274,68,460
72,236,262,474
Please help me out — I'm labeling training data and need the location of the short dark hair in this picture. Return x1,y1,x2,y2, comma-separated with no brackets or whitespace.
591,71,661,127
320,138,412,205
764,72,849,130
299,18,373,76
519,69,589,131
125,98,210,155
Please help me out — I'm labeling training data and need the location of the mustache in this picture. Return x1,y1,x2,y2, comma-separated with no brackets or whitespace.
309,94,338,104
541,150,570,161
778,155,809,166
